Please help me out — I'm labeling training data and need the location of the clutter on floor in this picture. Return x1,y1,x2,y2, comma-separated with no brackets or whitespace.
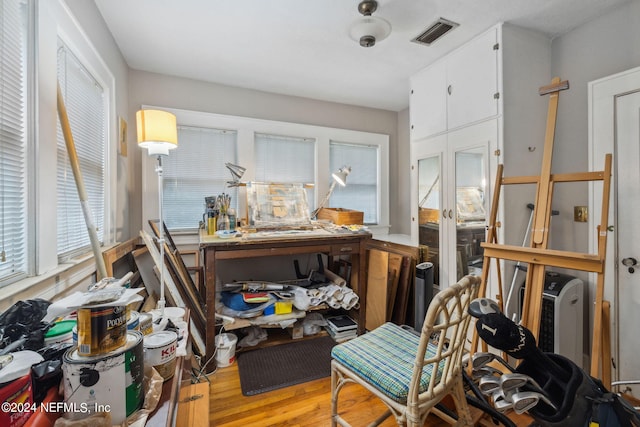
0,274,190,426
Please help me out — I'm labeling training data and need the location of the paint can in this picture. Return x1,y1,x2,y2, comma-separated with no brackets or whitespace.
138,313,153,335
76,305,127,356
62,331,144,424
0,373,34,427
143,331,177,381
44,319,76,346
127,311,140,331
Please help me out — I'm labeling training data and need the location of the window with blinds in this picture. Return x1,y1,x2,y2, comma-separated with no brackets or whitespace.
163,126,238,230
0,0,28,285
330,141,379,224
56,40,106,259
254,133,316,210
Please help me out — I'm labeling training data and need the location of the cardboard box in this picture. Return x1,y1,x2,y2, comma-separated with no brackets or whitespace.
317,208,364,225
419,208,439,224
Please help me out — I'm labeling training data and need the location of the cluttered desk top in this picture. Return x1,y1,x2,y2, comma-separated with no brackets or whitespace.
199,224,371,247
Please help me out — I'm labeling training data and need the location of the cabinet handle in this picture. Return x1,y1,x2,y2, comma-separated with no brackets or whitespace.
340,247,353,252
447,85,452,95
448,209,453,219
442,210,447,219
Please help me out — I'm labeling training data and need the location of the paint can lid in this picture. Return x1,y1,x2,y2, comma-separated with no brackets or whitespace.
45,320,77,338
144,331,178,349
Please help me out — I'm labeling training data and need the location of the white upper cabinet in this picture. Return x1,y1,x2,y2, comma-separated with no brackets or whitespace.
410,61,448,139
446,28,499,131
410,27,499,141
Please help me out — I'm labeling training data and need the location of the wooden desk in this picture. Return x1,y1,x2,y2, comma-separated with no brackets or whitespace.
199,228,371,372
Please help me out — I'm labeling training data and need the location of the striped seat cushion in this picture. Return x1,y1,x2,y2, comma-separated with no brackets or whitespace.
331,322,444,403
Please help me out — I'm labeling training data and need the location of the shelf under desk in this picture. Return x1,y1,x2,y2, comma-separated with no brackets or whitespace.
199,228,371,373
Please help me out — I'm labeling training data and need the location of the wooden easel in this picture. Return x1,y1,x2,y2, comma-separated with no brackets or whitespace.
471,77,613,386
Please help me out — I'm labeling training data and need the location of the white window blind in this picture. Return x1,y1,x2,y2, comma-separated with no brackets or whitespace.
330,142,378,224
163,126,237,230
0,0,28,285
56,40,106,259
254,133,315,209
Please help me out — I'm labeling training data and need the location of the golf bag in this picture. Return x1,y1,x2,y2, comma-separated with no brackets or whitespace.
470,298,640,427
516,353,640,427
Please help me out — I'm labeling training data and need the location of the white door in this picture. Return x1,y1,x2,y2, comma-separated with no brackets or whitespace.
590,66,640,396
614,90,640,395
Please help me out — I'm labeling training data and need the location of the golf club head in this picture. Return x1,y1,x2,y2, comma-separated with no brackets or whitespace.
500,372,544,393
492,390,515,412
472,351,515,372
511,391,558,414
479,376,501,395
469,298,501,318
472,365,503,379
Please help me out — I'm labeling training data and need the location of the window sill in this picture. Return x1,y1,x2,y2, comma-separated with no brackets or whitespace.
0,250,105,312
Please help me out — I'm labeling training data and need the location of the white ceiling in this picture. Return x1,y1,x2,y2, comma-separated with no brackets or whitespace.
94,0,630,112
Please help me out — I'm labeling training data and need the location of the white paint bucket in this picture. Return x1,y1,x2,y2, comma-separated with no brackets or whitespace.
144,331,177,381
215,333,237,367
62,331,144,424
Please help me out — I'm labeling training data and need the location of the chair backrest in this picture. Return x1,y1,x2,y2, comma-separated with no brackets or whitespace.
407,275,481,405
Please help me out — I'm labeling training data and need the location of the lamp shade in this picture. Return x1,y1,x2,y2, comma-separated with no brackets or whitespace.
136,109,178,156
349,16,391,47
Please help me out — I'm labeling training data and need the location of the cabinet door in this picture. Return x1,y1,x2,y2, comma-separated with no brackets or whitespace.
410,60,447,140
412,135,448,287
448,120,500,299
446,28,499,130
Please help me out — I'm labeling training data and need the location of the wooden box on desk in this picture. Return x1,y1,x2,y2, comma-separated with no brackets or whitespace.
317,208,363,225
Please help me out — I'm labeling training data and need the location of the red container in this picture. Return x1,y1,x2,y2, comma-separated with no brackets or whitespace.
0,373,34,427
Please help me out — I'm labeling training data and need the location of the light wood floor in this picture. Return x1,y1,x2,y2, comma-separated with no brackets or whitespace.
208,361,533,427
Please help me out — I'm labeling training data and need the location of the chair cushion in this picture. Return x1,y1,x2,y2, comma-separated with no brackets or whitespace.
331,322,444,403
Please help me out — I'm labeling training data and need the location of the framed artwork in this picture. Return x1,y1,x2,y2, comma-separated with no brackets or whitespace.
119,116,127,157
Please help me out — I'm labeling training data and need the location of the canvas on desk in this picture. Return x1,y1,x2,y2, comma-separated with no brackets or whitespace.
246,182,312,229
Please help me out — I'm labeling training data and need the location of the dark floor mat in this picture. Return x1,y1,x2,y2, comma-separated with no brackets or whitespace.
237,335,336,396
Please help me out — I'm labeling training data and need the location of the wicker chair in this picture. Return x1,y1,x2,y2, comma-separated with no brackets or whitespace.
331,275,481,426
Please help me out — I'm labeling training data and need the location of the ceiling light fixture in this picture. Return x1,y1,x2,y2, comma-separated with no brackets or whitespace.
349,0,391,48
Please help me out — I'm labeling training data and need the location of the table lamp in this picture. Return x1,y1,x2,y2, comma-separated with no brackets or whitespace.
311,166,351,219
137,109,178,319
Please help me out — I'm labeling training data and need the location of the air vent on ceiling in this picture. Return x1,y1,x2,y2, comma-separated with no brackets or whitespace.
411,18,459,46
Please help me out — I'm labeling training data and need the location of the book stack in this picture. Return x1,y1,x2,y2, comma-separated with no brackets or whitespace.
325,315,358,342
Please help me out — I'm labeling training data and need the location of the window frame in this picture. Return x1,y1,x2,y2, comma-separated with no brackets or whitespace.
39,1,116,272
140,106,390,236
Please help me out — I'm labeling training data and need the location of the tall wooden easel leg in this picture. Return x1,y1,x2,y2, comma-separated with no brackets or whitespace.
521,78,569,340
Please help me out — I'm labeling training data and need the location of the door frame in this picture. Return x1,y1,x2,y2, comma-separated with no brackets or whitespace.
588,65,640,382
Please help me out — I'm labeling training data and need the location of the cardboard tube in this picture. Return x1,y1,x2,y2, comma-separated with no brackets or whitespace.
325,269,346,287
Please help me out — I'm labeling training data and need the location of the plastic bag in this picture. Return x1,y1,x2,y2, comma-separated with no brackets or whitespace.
0,299,51,353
